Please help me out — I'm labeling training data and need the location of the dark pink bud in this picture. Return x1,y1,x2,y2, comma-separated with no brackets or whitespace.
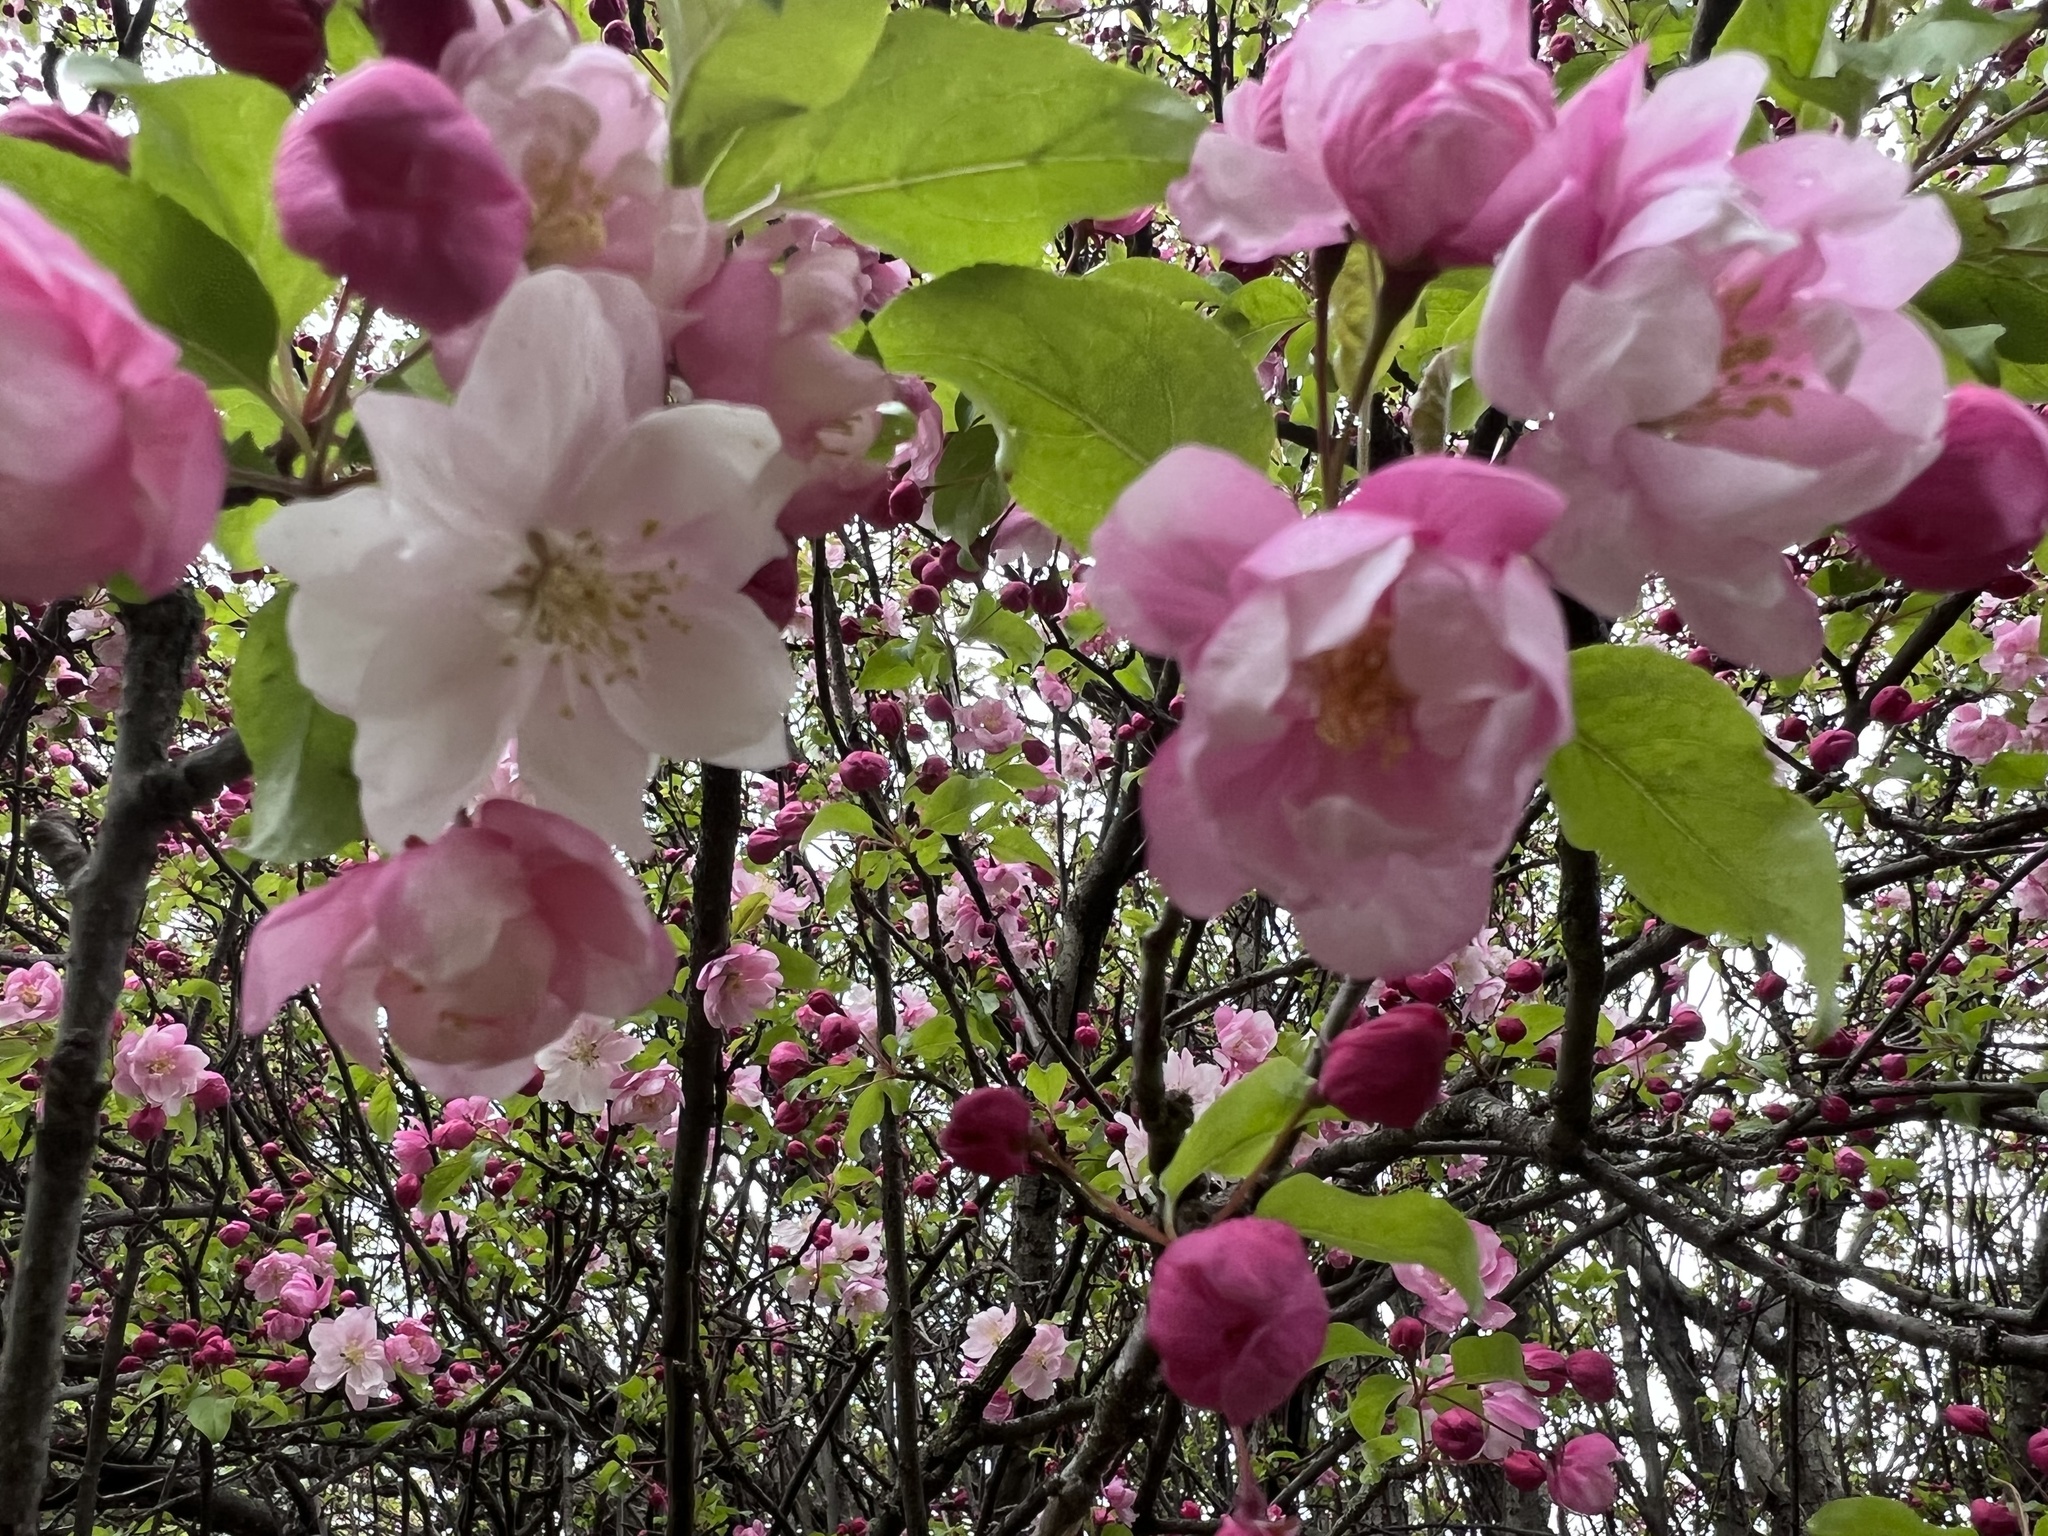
742,552,799,629
867,698,905,738
1502,1449,1548,1492
906,584,942,616
1430,1405,1487,1462
817,1013,861,1056
1522,1345,1568,1393
165,1323,199,1350
1318,1006,1452,1130
1502,958,1543,995
363,0,473,67
1833,1148,1868,1181
886,478,925,527
394,1173,422,1209
273,60,532,332
1708,1106,1736,1134
1806,728,1857,775
1972,1498,2021,1536
0,102,130,171
1775,714,1810,743
1403,966,1456,1006
2028,1427,2048,1473
1752,971,1787,1003
127,1105,166,1143
939,1087,1035,1180
193,1071,231,1115
772,1099,809,1136
1870,685,1915,724
1880,1052,1909,1081
910,1172,939,1198
264,1355,312,1388
1020,737,1051,767
745,827,787,863
915,757,951,793
131,1330,162,1359
1564,1348,1617,1403
1820,1093,1852,1125
1493,1015,1526,1046
1849,385,2048,592
1073,1023,1100,1053
1388,1316,1427,1357
217,1220,251,1248
600,18,635,50
766,1041,811,1088
1860,1187,1891,1210
1665,1006,1706,1044
1946,1403,1995,1439
999,580,1032,613
1762,1102,1791,1123
433,1120,475,1152
187,0,328,91
1147,1217,1327,1425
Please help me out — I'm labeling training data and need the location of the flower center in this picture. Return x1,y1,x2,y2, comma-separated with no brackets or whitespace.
496,529,684,687
1305,615,1413,756
523,148,610,269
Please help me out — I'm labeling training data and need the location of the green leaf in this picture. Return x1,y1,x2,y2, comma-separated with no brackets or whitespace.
325,0,379,73
915,772,1010,836
1215,274,1311,364
232,593,367,864
1449,1333,1527,1386
1837,0,2034,83
1981,751,2048,792
1161,1057,1313,1199
365,1078,399,1142
117,73,333,329
761,937,821,995
1024,1060,1069,1108
704,10,1207,272
1347,1374,1407,1440
960,592,1045,667
0,137,278,394
673,0,891,180
1807,1497,1946,1536
872,265,1274,546
801,801,879,847
1917,255,2048,364
1316,1322,1397,1367
930,422,1009,550
420,1148,481,1212
1256,1177,1484,1309
857,643,920,692
1715,0,1833,81
1084,257,1223,308
844,1080,888,1151
184,1390,233,1444
1544,646,1844,1023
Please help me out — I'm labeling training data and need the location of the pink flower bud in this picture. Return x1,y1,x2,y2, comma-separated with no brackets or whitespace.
1521,1344,1568,1393
165,1323,199,1350
745,828,787,863
362,0,473,68
838,751,890,794
0,103,130,172
939,1087,1035,1180
1493,1015,1526,1046
264,1355,312,1388
1318,1005,1451,1130
1972,1499,2021,1536
818,1013,861,1056
1881,1052,1910,1081
1775,714,1810,743
126,1105,166,1142
394,1173,422,1209
1708,1106,1736,1134
1501,1450,1547,1492
1806,728,1857,775
886,479,924,527
910,1173,939,1199
766,1041,811,1089
1502,958,1543,995
1946,1403,1995,1439
1073,1023,1101,1053
1665,1006,1706,1044
915,757,951,794
217,1221,251,1249
1388,1316,1427,1357
1403,966,1457,1006
1870,685,1915,725
1820,1094,1852,1125
1146,1217,1328,1426
1833,1148,1868,1181
1430,1406,1487,1462
193,1071,231,1115
867,698,905,738
1849,386,2048,593
186,0,328,92
273,61,531,332
1564,1348,1617,1403
433,1120,475,1153
2028,1427,2048,1473
1752,971,1788,1003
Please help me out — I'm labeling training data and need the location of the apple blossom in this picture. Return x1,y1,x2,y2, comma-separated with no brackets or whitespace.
1394,1219,1516,1332
1546,1433,1622,1516
239,797,676,1098
1987,616,2048,689
110,1021,209,1116
307,1308,396,1411
606,1064,683,1129
0,189,225,604
1946,704,2019,765
963,1304,1018,1372
1477,50,1957,675
1090,447,1571,979
696,943,782,1033
383,1316,442,1377
258,270,797,851
1009,1322,1078,1401
273,60,532,331
533,1015,639,1114
1213,1004,1278,1077
940,1087,1036,1180
1146,1217,1329,1425
0,962,62,1026
1318,1004,1452,1129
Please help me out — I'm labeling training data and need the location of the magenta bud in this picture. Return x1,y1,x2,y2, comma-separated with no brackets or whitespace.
1752,971,1788,1003
1806,727,1857,775
938,1087,1035,1180
1319,1006,1451,1130
1430,1406,1487,1462
838,751,890,794
1947,1403,1995,1439
867,698,905,738
1870,685,1915,724
1501,1449,1548,1492
1564,1348,1617,1403
1502,958,1543,995
1388,1316,1427,1357
915,757,951,794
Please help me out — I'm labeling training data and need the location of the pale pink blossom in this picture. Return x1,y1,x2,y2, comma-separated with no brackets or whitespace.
733,867,810,925
0,962,62,1026
110,1020,208,1115
1213,1004,1279,1077
534,1014,639,1114
839,1271,890,1321
695,942,781,1033
1090,447,1571,979
1164,1048,1224,1115
1477,51,1957,675
258,271,796,853
729,1063,766,1108
1036,667,1076,712
1393,1219,1517,1332
1946,703,2019,765
1987,616,2048,690
1547,1433,1622,1515
0,189,224,603
982,1388,1015,1424
392,1125,434,1179
963,1304,1017,1368
240,798,677,1099
2015,870,2048,922
992,509,1070,568
955,697,1028,754
1009,1321,1078,1401
307,1308,396,1410
383,1316,442,1376
606,1064,681,1127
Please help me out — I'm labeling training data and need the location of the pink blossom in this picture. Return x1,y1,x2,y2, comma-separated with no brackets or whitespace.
1009,1321,1078,1401
534,1014,639,1114
0,189,225,604
956,697,1027,754
1393,1219,1516,1332
1181,0,1555,270
307,1307,396,1410
1477,51,1957,675
1213,1004,1279,1077
392,1125,434,1179
240,798,677,1099
1146,1216,1329,1425
0,102,130,171
963,1304,1017,1369
695,942,781,1033
1986,616,2048,690
2014,869,2048,922
1945,703,2019,765
607,1063,681,1127
0,962,62,1026
733,867,810,926
273,60,531,331
110,1021,209,1116
728,1063,765,1108
383,1316,442,1376
1164,1048,1225,1115
1089,447,1571,979
1036,667,1076,712
1546,1433,1622,1515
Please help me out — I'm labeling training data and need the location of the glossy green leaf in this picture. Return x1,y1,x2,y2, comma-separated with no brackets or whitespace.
1257,1177,1484,1309
1450,1333,1526,1386
704,9,1207,272
1347,1374,1406,1440
1546,646,1844,1022
930,422,1008,549
233,593,367,864
1837,0,2034,82
1316,1322,1397,1367
184,1390,233,1444
1161,1058,1313,1199
872,265,1274,545
801,801,879,847
1807,1497,1946,1536
673,0,891,180
0,136,278,394
1216,274,1312,364
1084,257,1223,308
1917,254,2048,363
1715,0,1833,81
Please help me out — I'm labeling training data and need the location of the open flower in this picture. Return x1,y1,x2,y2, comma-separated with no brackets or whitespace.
0,961,62,1026
239,798,676,1098
696,943,782,1033
534,1014,639,1114
1393,1218,1516,1332
307,1308,396,1410
259,269,796,852
110,1020,209,1116
1089,446,1570,979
